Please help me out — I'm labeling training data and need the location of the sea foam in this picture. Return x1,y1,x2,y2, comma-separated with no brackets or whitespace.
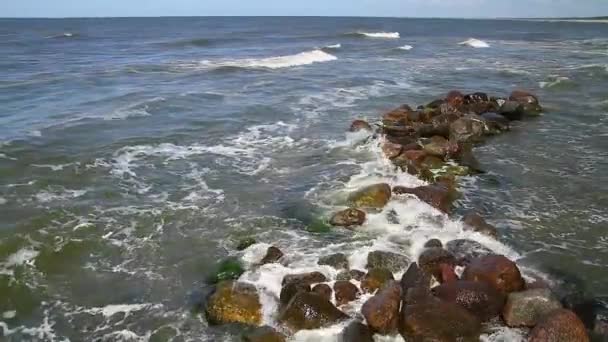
358,32,400,39
198,49,337,70
397,44,413,50
459,38,490,48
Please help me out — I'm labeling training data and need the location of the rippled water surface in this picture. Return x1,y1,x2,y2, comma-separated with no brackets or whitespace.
0,17,607,341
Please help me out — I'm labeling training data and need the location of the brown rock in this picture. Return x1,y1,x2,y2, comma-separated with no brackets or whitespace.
424,239,443,248
433,280,505,321
462,211,498,237
334,281,360,306
279,282,310,307
382,141,403,159
446,90,464,107
350,119,372,132
361,268,394,294
336,269,366,282
206,281,262,326
400,263,432,305
279,292,349,331
449,114,485,143
393,184,454,213
318,253,349,269
445,239,494,266
503,288,562,327
347,183,392,209
282,272,327,286
339,321,374,342
383,107,412,127
243,326,286,342
362,281,401,334
509,90,542,116
418,247,457,283
330,208,366,227
422,135,450,157
529,309,589,342
366,250,409,273
312,283,332,302
261,246,284,264
462,255,524,294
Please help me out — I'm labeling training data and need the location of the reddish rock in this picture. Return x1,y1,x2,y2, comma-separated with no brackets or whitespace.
279,282,310,307
279,292,349,331
339,321,374,342
529,309,589,342
382,141,403,159
400,263,432,305
282,272,327,286
446,90,464,107
350,119,372,132
361,268,394,294
445,239,494,266
382,107,411,127
432,280,505,321
417,247,457,283
261,246,284,264
393,184,454,213
333,281,360,306
509,90,539,105
422,135,450,157
463,92,489,105
312,283,332,302
362,281,401,334
329,208,366,227
462,255,524,294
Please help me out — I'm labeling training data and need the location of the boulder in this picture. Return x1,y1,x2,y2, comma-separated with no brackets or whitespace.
282,272,327,287
400,263,433,305
330,208,366,227
399,299,482,342
206,281,262,326
498,100,525,121
338,321,374,342
312,284,333,302
481,112,510,134
432,280,505,321
462,255,525,294
361,268,394,294
422,135,451,157
450,114,485,143
243,326,286,342
350,120,372,132
261,246,284,264
361,281,401,334
445,239,494,266
366,250,409,273
334,281,360,306
279,292,349,331
529,309,589,342
424,239,443,248
446,90,464,107
393,184,454,213
336,269,366,282
382,141,403,159
318,253,349,269
503,288,562,327
463,92,489,105
509,90,542,116
279,282,310,307
462,211,498,237
418,247,457,283
347,184,392,209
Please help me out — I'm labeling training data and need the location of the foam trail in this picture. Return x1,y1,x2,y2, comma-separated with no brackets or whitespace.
358,32,400,39
459,38,490,48
197,50,337,70
397,45,413,50
324,43,341,49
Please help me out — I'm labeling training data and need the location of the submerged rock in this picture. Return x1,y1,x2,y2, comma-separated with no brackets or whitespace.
462,211,498,237
205,281,261,326
361,268,394,294
462,254,525,294
338,321,374,342
279,292,349,331
243,326,286,342
366,250,409,273
208,258,245,284
260,246,284,264
498,100,525,121
432,280,505,321
393,184,454,213
236,237,256,251
362,281,401,334
329,208,366,227
318,253,349,269
334,280,360,306
503,288,562,327
509,90,542,116
481,112,510,134
529,309,589,342
347,184,392,209
445,239,494,266
350,119,373,132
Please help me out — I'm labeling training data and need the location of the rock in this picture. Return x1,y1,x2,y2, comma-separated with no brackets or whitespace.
338,321,374,342
399,300,482,342
418,247,457,282
279,282,310,307
208,258,245,284
261,246,283,264
361,268,394,294
362,281,401,334
509,90,542,116
318,253,349,269
400,263,432,305
336,269,366,282
366,250,409,273
329,208,366,227
282,272,327,287
450,114,485,143
421,112,460,138
236,238,256,251
347,184,392,209
432,280,505,321
498,100,525,121
312,284,333,302
424,239,443,248
334,281,360,306
243,326,286,342
206,281,262,326
446,90,464,107
279,292,349,331
529,309,589,342
481,112,510,134
445,239,494,266
462,255,525,294
503,288,562,327
393,184,454,213
382,141,403,159
464,92,489,105
350,120,372,132
462,211,498,237
422,135,451,157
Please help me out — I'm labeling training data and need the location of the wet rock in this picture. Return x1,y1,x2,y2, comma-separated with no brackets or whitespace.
424,239,443,248
338,321,374,342
462,211,498,237
329,208,366,227
509,90,542,116
382,141,403,159
503,288,562,327
350,119,373,132
279,292,349,331
336,269,366,282
464,92,489,105
382,106,413,127
282,272,327,287
498,100,525,121
462,254,525,294
418,247,457,282
529,309,589,342
362,281,401,334
445,239,494,266
236,238,256,251
208,258,245,284
206,281,262,326
366,250,409,273
261,246,284,264
361,268,394,294
318,253,349,270
481,112,510,134
400,263,432,304
432,280,505,321
450,114,485,143
422,135,451,157
279,282,310,307
399,299,482,342
446,90,464,107
393,184,454,213
420,155,445,171
347,184,392,209
334,281,360,306
243,326,286,342
422,112,460,138
312,283,333,302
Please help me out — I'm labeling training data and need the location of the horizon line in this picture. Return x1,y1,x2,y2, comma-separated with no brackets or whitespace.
1,15,607,20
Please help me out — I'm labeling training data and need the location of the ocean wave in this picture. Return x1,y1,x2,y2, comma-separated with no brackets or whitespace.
351,31,400,39
195,49,337,70
397,44,413,50
539,76,577,89
323,43,341,49
459,38,490,48
45,32,77,39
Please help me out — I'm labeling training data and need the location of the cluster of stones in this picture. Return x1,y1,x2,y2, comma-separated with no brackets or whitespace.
203,90,593,341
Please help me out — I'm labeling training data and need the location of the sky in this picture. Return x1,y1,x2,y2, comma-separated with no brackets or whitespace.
2,0,608,18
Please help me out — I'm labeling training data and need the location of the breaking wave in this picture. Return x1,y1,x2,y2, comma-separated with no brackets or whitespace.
349,31,400,39
195,49,337,70
459,38,490,48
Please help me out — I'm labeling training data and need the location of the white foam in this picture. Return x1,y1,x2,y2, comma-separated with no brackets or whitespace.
197,49,337,70
34,189,87,202
359,32,400,39
31,163,75,171
539,76,572,89
324,43,341,49
0,197,6,205
459,38,490,48
397,44,413,50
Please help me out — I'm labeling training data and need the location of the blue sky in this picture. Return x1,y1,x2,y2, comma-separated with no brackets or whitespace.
2,0,608,18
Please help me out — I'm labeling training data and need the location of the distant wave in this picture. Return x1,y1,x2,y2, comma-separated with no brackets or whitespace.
45,32,77,39
397,45,413,51
347,31,400,39
323,43,341,49
459,38,490,48
539,76,577,89
196,49,337,70
162,38,212,48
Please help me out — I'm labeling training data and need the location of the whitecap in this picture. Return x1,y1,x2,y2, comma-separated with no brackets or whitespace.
358,31,400,39
539,76,573,89
324,43,341,49
397,44,413,50
459,38,490,48
197,49,337,70
34,189,87,203
0,197,6,205
31,163,76,171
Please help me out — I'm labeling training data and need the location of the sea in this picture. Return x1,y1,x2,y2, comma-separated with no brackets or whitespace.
0,16,607,341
